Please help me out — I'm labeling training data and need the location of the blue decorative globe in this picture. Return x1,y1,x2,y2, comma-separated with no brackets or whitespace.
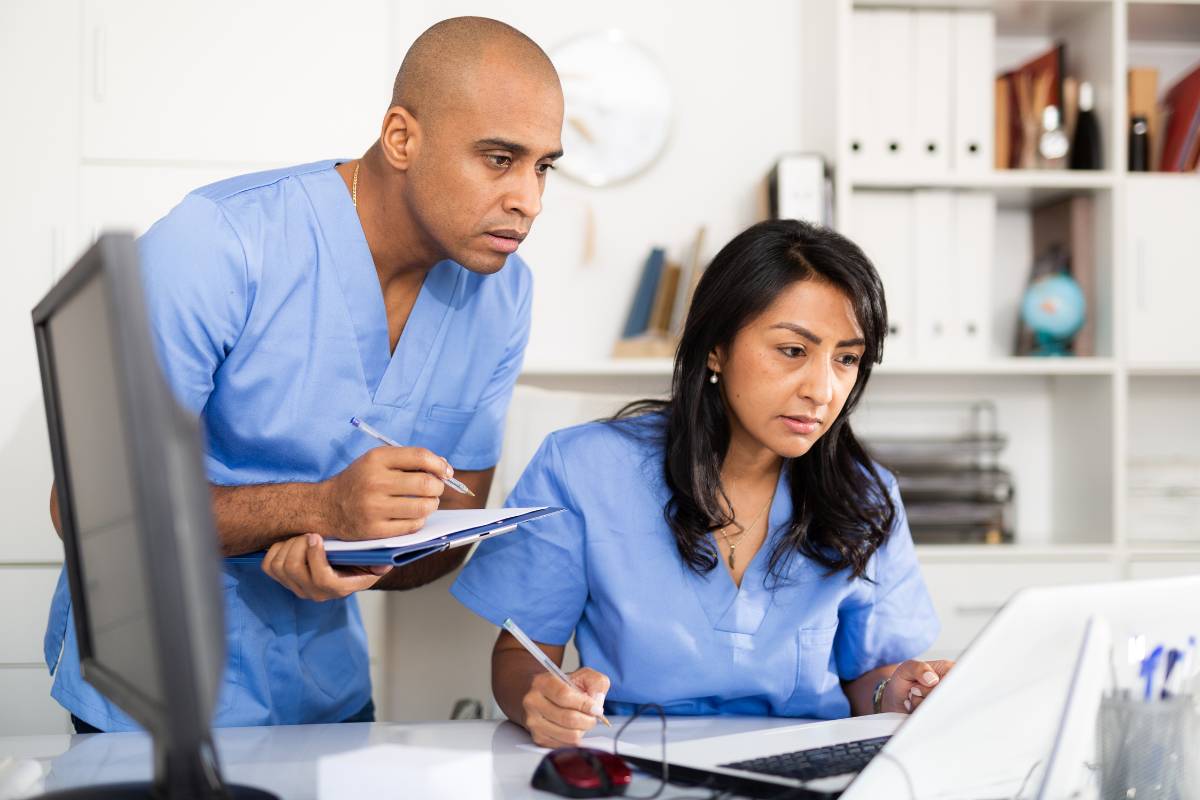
1021,273,1086,356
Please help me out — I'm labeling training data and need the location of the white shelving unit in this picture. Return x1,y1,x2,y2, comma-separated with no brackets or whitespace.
518,0,1200,660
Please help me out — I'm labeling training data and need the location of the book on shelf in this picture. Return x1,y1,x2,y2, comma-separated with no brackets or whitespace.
1062,76,1079,144
1161,61,1200,172
649,261,681,335
620,247,666,339
994,76,1011,170
615,228,709,359
611,334,677,359
671,226,707,338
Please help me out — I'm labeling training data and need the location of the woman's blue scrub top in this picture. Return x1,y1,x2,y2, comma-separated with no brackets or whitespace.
44,160,532,730
452,415,939,719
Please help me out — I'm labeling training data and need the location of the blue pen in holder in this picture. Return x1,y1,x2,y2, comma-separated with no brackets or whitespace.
1097,692,1199,800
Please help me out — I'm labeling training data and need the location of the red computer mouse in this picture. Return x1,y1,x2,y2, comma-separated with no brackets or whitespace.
531,746,634,797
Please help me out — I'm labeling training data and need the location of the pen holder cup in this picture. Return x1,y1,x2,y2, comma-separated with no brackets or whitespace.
1097,694,1200,800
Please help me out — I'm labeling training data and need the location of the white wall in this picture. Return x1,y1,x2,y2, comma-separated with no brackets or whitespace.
391,2,806,366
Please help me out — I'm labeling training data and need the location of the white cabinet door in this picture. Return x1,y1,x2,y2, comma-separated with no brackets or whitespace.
1126,179,1200,364
1128,559,1200,581
358,591,389,711
0,567,62,665
919,557,1119,659
82,0,394,164
0,1,82,564
0,667,71,735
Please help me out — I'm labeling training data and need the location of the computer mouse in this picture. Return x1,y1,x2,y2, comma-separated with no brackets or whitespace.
531,746,633,797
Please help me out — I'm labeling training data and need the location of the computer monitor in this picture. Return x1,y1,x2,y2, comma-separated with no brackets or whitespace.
32,233,274,800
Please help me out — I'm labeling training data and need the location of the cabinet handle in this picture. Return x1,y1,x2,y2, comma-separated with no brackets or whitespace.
93,26,106,102
49,227,60,287
1135,239,1148,313
954,603,1002,616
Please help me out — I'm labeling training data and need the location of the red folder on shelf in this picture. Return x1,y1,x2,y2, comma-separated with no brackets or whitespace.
1161,62,1200,172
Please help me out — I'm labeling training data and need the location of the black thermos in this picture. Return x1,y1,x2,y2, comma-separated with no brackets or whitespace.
1129,115,1150,172
1070,81,1103,170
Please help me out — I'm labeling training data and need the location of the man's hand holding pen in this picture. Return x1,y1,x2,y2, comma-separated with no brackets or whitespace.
260,445,450,601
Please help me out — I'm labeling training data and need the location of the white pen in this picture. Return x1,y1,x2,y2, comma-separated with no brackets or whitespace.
348,417,475,496
503,617,612,727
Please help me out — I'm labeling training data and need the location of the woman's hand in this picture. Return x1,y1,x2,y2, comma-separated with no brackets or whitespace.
521,667,611,749
881,659,955,713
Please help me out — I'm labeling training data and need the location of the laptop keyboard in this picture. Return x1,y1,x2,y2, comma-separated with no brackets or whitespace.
720,735,891,782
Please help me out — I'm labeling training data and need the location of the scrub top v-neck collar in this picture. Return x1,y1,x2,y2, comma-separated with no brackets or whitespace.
690,465,793,636
302,165,464,408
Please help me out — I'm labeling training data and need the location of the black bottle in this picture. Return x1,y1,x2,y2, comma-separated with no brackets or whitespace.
1070,82,1103,170
1129,115,1150,172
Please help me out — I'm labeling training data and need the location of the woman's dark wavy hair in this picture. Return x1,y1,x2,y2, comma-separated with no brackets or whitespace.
613,219,893,582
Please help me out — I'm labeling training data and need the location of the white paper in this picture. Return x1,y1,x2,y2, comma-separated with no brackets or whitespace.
323,507,548,552
317,745,491,799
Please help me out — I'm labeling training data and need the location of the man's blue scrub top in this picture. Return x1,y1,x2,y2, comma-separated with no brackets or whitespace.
452,415,939,719
44,160,533,730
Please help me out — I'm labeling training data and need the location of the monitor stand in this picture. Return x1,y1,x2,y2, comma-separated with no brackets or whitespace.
33,733,282,799
35,784,278,799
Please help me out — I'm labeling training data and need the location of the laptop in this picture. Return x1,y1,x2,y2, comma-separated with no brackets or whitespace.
616,575,1200,799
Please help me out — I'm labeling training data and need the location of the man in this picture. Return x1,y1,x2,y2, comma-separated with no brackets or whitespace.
45,16,564,732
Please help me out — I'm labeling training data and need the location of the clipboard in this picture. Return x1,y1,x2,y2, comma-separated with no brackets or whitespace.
226,507,563,568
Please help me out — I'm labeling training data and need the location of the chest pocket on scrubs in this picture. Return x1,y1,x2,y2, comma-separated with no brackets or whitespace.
416,405,475,456
788,625,840,713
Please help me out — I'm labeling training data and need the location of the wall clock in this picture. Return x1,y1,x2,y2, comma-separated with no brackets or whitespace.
551,30,673,187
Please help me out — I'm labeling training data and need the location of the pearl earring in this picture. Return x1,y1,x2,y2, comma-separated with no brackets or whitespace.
709,372,719,384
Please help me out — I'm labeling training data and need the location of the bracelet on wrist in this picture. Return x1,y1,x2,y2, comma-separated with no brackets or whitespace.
872,677,890,713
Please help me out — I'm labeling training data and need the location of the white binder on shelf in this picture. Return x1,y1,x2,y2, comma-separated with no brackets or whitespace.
849,191,916,363
913,190,954,362
913,10,953,177
950,192,996,361
951,10,996,175
874,8,916,174
848,10,881,175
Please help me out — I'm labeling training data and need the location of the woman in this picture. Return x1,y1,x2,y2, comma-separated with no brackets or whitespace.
451,219,950,748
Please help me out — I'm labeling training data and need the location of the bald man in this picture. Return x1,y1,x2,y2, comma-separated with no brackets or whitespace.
44,17,564,732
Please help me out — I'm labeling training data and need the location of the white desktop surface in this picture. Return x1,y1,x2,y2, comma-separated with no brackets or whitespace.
0,716,812,799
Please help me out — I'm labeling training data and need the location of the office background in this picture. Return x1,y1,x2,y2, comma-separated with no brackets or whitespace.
1,0,1198,734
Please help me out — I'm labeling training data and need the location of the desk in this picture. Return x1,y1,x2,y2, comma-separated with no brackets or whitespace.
0,717,811,799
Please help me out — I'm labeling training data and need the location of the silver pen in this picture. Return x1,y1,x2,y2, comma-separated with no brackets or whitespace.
348,417,475,496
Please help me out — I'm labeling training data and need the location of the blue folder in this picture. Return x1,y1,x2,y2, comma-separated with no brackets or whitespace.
226,507,564,567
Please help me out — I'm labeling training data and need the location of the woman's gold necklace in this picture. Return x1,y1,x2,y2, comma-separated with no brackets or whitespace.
715,493,773,570
352,161,360,209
